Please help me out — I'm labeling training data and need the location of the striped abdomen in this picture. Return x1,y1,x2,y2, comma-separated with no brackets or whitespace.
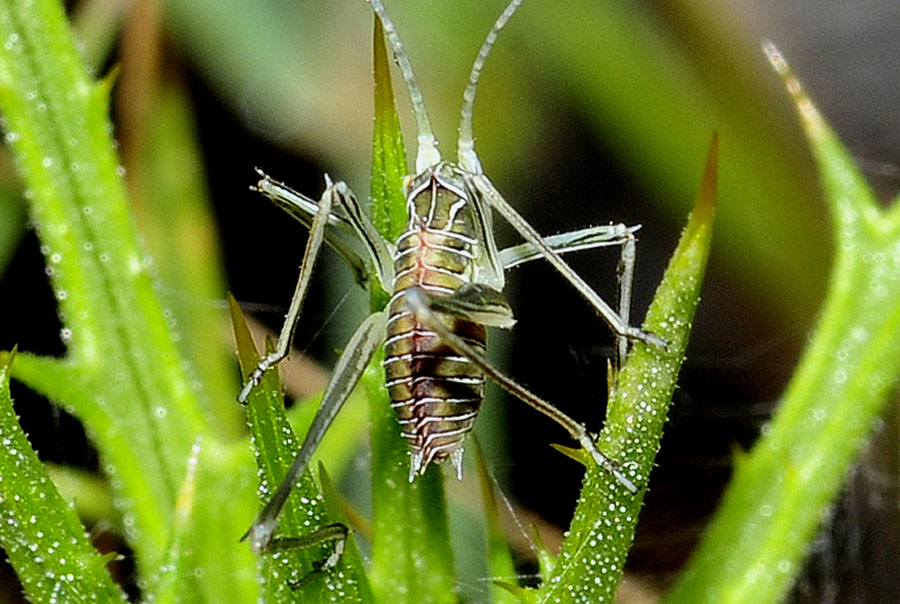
384,174,485,474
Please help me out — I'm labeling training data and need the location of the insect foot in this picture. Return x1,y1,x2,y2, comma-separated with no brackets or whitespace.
237,356,273,404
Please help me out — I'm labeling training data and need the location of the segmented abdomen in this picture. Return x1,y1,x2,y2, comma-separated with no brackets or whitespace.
384,181,484,474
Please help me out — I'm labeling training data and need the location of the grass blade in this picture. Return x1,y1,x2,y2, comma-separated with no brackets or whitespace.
134,83,240,439
662,45,900,604
474,445,519,604
535,135,717,602
365,16,457,603
0,0,208,577
0,184,26,275
0,352,126,602
370,16,409,244
230,296,372,603
364,351,456,604
147,438,203,603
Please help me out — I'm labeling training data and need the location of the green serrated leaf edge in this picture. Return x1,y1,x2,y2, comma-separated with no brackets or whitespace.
662,46,900,604
0,351,126,602
535,135,717,603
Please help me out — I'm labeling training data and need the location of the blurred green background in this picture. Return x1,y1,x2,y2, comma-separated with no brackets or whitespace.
0,0,897,602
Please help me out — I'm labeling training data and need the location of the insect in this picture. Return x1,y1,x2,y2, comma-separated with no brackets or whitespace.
238,0,663,556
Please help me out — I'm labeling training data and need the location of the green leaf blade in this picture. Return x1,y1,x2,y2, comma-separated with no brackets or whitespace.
663,49,900,604
0,353,126,603
365,15,457,604
364,352,457,604
0,0,208,577
8,352,176,560
145,438,203,603
536,136,717,603
474,446,519,604
137,83,241,439
229,296,371,603
184,442,259,604
370,15,409,244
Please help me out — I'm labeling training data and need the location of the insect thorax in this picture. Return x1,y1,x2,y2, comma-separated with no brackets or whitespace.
384,163,487,476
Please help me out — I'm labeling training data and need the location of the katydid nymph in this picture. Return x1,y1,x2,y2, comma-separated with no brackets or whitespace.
237,0,664,563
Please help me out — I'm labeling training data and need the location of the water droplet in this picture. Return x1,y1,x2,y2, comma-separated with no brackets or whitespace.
128,256,141,274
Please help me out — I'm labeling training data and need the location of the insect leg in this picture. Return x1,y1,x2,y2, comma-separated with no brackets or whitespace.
498,223,639,370
259,522,349,589
616,230,637,370
237,177,339,404
254,168,354,231
425,283,516,329
471,173,664,349
326,179,395,290
404,286,638,493
254,169,394,289
243,309,387,553
498,224,640,270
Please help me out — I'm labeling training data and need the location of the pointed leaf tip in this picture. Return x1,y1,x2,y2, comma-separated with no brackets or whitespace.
228,293,261,377
760,40,788,78
762,42,880,230
367,15,455,602
682,133,718,242
1,347,125,602
0,346,18,373
494,581,536,603
537,144,716,601
761,42,826,138
94,66,120,107
696,132,718,218
549,442,591,467
371,14,408,243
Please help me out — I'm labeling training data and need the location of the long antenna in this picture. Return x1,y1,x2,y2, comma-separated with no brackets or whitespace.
370,0,441,172
457,0,525,174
